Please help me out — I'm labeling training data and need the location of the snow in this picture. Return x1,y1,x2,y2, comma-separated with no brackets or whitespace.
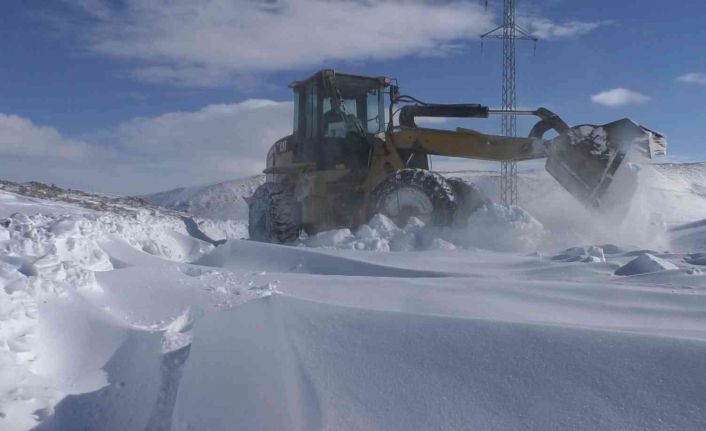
615,253,679,276
552,246,607,263
0,191,90,218
173,295,706,431
2,163,706,430
142,176,264,241
0,190,264,430
454,203,546,252
143,176,264,222
302,206,544,253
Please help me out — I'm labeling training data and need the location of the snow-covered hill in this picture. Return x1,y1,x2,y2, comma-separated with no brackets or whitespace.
143,176,265,241
143,176,265,221
2,162,706,430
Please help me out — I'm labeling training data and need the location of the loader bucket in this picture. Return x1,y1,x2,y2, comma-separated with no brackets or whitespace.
544,118,666,211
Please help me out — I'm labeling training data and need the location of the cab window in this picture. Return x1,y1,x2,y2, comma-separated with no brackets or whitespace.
322,98,357,138
299,83,318,139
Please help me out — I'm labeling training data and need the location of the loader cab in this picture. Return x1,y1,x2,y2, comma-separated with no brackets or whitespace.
290,70,388,170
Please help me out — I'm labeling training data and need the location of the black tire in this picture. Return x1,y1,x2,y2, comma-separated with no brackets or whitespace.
248,183,301,243
446,177,487,226
368,169,457,227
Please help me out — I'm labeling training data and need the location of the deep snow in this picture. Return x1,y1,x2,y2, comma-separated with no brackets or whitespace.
1,163,706,430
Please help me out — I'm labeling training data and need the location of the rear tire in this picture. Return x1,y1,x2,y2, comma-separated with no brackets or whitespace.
248,183,301,243
368,169,456,227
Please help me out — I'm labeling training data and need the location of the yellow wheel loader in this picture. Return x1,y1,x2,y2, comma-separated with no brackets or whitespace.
248,69,666,243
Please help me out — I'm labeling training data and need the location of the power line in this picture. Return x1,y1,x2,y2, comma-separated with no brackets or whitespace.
481,0,537,206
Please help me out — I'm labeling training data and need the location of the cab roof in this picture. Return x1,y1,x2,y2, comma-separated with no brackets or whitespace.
288,69,390,89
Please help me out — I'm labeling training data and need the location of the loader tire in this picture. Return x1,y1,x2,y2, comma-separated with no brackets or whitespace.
368,169,457,227
446,177,487,227
248,182,301,243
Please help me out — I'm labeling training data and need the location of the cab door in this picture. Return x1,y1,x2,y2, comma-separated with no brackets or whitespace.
293,81,320,165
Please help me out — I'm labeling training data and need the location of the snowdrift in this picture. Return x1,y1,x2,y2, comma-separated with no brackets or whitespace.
615,253,679,276
0,190,266,430
172,295,706,431
3,162,706,430
196,238,445,277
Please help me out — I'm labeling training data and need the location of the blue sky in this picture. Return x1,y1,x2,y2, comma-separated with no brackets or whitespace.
0,0,704,193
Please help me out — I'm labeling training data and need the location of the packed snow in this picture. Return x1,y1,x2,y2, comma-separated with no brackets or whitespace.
2,163,706,430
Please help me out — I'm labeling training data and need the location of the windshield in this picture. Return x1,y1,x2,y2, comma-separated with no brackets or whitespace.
322,98,357,138
322,77,384,137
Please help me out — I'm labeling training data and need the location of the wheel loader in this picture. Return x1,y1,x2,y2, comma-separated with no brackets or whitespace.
248,69,666,243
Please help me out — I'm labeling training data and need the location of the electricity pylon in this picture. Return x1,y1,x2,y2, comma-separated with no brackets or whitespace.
481,0,537,206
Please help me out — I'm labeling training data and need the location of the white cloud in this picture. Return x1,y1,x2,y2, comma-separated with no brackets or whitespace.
0,100,292,193
68,0,494,87
521,17,607,40
129,65,236,88
0,114,91,159
591,88,650,107
61,0,604,87
113,99,292,172
676,73,706,85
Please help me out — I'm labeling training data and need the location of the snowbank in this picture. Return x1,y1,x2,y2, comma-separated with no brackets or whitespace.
0,191,216,430
304,204,546,254
615,253,679,276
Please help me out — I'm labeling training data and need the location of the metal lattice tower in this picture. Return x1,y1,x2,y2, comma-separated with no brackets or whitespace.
481,0,537,206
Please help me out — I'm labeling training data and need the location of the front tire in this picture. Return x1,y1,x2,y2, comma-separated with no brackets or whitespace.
446,177,487,227
367,169,457,227
248,183,301,243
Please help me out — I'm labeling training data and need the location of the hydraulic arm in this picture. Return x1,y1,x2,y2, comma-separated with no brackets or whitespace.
389,103,666,209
